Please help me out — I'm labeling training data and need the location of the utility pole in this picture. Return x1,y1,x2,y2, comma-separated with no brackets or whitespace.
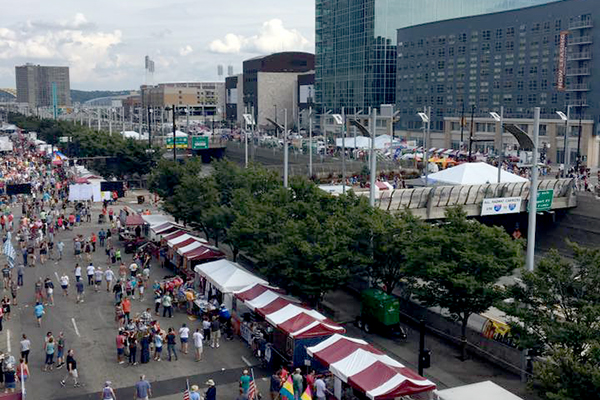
498,106,504,183
147,107,152,148
369,107,377,208
564,106,571,174
283,109,289,188
172,105,177,162
97,108,101,131
526,107,541,272
468,105,475,160
342,107,346,195
576,108,583,173
460,102,465,149
308,104,313,178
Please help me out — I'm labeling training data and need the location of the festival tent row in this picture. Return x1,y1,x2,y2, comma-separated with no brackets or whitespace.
232,281,346,367
163,229,224,279
307,334,436,400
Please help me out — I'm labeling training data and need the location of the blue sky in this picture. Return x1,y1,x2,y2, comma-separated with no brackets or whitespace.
0,0,315,90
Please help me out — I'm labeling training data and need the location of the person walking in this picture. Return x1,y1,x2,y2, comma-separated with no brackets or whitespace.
16,264,24,287
98,229,106,248
94,267,103,292
60,349,80,388
240,370,251,395
190,385,201,400
122,297,131,323
210,316,221,348
193,328,203,362
179,323,190,355
102,381,117,400
116,330,126,364
315,376,327,400
166,328,178,362
19,334,30,364
44,276,54,306
134,375,152,400
153,330,163,362
140,332,151,364
74,263,82,282
205,379,216,400
202,316,211,344
16,358,29,385
162,292,173,318
128,334,138,366
86,263,95,286
60,274,69,297
292,369,303,400
43,336,55,372
270,371,282,400
104,267,115,292
34,302,45,327
75,279,85,304
56,332,65,369
56,240,64,261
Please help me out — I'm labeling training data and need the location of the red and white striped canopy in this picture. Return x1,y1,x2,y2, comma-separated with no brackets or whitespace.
307,334,436,400
234,284,345,339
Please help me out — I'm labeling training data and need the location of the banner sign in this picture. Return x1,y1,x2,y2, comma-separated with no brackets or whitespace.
481,197,522,216
166,137,189,149
191,136,209,150
557,31,568,91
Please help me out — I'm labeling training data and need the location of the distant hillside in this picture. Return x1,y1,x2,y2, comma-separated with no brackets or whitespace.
70,89,133,104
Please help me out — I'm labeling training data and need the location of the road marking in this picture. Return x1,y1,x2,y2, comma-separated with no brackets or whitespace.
71,318,80,337
54,272,60,281
241,356,252,367
6,329,10,353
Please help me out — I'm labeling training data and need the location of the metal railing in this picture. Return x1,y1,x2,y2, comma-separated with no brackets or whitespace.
567,83,591,91
569,20,593,29
568,52,592,60
569,35,593,45
566,67,591,76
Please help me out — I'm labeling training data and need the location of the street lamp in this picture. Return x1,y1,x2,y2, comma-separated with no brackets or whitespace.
330,113,345,193
242,112,255,168
417,108,431,186
349,108,378,207
490,107,504,184
266,108,289,188
556,109,569,176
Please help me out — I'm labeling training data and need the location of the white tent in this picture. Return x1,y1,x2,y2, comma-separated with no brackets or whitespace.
335,135,393,150
435,381,524,400
121,131,149,140
174,130,188,138
195,259,267,294
427,162,528,185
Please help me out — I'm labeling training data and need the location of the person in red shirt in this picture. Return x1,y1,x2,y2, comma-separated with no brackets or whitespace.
116,331,126,364
122,297,131,323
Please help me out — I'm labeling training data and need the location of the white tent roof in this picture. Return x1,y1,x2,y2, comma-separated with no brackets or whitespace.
167,233,194,247
195,259,267,293
121,131,149,140
427,162,528,185
177,240,204,255
174,130,188,137
141,214,171,227
435,381,524,400
335,135,394,150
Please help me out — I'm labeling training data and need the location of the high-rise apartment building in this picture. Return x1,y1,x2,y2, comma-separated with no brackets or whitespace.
15,64,71,108
315,0,562,112
140,82,225,119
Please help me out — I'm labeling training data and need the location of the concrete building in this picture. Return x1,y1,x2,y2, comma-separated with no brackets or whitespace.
140,82,225,120
225,75,240,125
15,64,71,108
315,0,562,113
395,0,599,168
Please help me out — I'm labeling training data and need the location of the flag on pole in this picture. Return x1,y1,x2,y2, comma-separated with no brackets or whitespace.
301,387,312,400
3,237,15,268
248,369,257,400
279,376,294,400
183,379,190,400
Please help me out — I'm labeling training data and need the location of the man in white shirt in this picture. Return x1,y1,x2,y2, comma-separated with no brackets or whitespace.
60,274,70,296
104,268,115,292
94,267,103,292
315,377,327,400
86,263,95,286
74,264,82,282
192,328,203,362
179,323,190,355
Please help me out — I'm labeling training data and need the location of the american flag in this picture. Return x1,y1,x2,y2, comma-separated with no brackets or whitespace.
183,379,190,400
248,372,257,400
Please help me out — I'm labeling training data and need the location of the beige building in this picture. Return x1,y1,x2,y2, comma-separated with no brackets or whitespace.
140,82,225,120
15,64,71,108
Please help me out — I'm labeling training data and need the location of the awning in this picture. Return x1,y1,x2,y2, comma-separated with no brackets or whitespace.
167,234,194,247
194,259,267,293
162,230,187,241
264,303,345,339
307,334,436,400
185,246,224,261
126,214,145,226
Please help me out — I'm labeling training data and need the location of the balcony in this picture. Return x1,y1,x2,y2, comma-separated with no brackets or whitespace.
567,67,591,76
568,35,593,45
569,19,593,29
568,52,592,61
570,99,589,107
566,83,591,91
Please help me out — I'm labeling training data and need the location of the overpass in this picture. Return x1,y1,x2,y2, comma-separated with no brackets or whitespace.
373,178,576,220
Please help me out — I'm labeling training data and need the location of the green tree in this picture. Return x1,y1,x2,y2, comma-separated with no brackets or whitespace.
410,207,523,360
500,244,600,400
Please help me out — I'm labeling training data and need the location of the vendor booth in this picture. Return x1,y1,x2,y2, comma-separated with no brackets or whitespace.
307,334,436,400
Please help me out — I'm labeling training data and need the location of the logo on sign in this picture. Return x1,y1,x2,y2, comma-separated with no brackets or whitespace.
494,205,502,212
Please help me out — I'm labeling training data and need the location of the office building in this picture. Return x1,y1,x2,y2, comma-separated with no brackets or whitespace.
395,0,599,168
225,75,240,124
15,64,71,108
315,0,562,113
140,82,225,120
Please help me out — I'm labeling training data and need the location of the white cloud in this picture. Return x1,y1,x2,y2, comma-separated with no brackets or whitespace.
179,45,193,56
209,19,310,54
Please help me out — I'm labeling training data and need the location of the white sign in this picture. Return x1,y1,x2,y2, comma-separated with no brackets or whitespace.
299,85,314,103
481,197,522,216
227,88,238,104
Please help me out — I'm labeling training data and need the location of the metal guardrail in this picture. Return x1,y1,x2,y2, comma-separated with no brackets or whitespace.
375,178,576,218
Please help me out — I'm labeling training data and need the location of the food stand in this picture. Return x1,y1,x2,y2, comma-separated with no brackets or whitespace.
307,334,436,400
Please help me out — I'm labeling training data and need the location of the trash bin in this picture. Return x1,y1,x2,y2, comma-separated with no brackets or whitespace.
137,195,145,205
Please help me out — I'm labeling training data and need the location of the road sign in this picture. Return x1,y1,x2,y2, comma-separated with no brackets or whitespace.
166,137,188,149
191,136,209,150
481,197,523,216
529,189,554,212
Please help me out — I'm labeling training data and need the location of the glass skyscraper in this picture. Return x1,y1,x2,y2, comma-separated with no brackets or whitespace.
315,0,563,112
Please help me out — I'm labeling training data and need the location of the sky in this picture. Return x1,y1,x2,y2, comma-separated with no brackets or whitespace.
0,0,315,91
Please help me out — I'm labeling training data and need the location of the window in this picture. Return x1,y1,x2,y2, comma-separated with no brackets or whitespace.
506,41,514,51
496,29,503,39
544,22,550,32
438,61,445,70
555,19,561,31
517,95,524,105
539,124,547,136
458,46,466,55
530,66,538,74
532,23,540,32
529,81,537,90
483,30,491,41
459,33,467,43
517,81,524,90
495,42,502,51
507,27,515,37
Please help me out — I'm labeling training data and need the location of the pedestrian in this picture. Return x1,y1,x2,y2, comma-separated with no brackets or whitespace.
292,369,303,400
190,385,201,400
75,279,84,304
44,276,54,306
91,233,97,252
240,370,251,395
154,289,161,315
270,371,282,400
19,334,30,364
179,323,190,354
140,332,151,364
116,330,126,364
113,280,123,304
98,229,106,248
205,379,216,400
60,349,80,388
134,375,152,400
43,336,55,371
203,316,211,344
128,334,138,366
166,327,178,361
3,364,15,393
162,292,173,318
74,263,82,282
1,296,10,321
105,267,115,292
34,301,44,327
16,264,24,287
1,264,10,290
153,331,163,361
9,280,17,306
56,332,65,369
193,328,203,361
122,297,131,323
60,274,69,296
86,263,95,286
34,278,44,303
16,358,29,385
315,376,326,400
56,240,64,261
94,267,103,292
211,316,221,348
102,381,117,400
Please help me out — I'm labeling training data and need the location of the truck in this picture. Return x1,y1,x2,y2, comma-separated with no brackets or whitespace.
355,288,407,339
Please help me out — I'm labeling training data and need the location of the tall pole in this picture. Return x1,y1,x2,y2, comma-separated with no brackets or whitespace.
342,107,346,195
308,105,313,178
244,106,249,168
186,106,190,134
138,108,142,136
251,105,256,162
468,105,475,160
576,109,582,173
109,109,113,135
97,108,101,131
172,105,177,162
353,108,358,160
425,106,431,187
369,107,377,207
148,107,152,148
526,107,540,272
564,106,570,174
497,105,504,183
460,102,465,149
283,109,289,188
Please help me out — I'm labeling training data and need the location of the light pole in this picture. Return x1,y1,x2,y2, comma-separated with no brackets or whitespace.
308,105,313,177
556,107,571,176
266,110,289,188
242,112,255,168
490,106,504,183
330,113,345,193
526,107,541,272
417,107,431,186
349,108,378,207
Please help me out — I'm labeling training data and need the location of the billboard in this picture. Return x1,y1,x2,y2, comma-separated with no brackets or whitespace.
557,31,568,91
481,197,522,216
227,88,238,104
299,85,314,104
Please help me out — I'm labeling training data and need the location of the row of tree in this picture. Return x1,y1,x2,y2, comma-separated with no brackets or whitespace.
150,158,600,399
8,113,162,178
